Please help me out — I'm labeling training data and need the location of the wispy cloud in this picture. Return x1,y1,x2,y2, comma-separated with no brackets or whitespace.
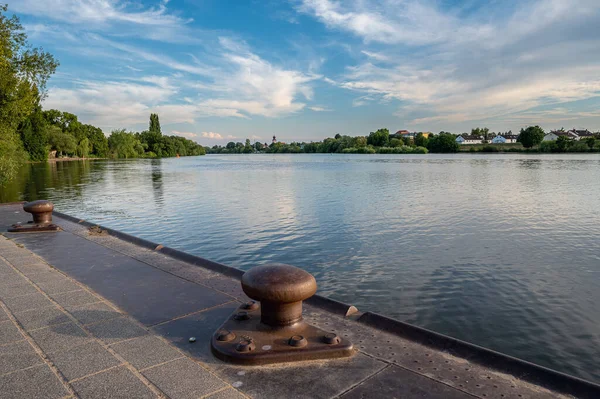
308,106,331,112
299,0,600,129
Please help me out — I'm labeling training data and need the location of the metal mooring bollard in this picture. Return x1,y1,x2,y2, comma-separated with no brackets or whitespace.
8,200,60,233
211,263,354,365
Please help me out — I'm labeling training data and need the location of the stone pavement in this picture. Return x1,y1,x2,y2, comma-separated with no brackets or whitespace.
0,235,242,399
0,202,597,399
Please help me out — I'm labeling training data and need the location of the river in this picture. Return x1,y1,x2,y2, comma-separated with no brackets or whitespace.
2,153,599,382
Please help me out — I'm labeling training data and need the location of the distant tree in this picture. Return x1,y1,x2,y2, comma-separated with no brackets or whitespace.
334,133,341,139
108,129,144,159
367,128,389,147
415,133,429,148
471,127,490,141
149,113,161,135
254,141,264,151
389,138,402,148
555,136,571,152
47,126,77,157
244,138,253,153
353,136,367,148
77,137,90,158
427,133,459,153
586,137,596,149
518,126,545,148
226,141,236,150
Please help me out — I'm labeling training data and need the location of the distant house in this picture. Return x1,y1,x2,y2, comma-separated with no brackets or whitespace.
390,130,430,140
492,134,519,144
570,129,594,139
456,135,483,145
543,130,580,141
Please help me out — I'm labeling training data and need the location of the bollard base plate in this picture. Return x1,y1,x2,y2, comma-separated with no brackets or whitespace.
211,303,354,365
8,223,61,233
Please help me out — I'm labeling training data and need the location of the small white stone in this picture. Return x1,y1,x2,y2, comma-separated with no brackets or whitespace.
237,371,246,376
232,381,243,388
261,345,272,351
189,337,196,343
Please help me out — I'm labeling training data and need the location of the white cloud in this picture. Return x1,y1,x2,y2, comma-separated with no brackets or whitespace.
201,132,223,139
300,0,600,129
13,0,189,27
308,106,331,112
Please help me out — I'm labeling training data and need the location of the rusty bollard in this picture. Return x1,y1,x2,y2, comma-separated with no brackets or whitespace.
211,263,354,365
8,200,60,232
242,264,317,327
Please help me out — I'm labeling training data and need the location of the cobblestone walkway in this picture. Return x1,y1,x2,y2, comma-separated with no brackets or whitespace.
0,236,245,399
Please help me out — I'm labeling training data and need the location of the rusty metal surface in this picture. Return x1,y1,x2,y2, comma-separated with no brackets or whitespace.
211,302,354,365
7,200,60,233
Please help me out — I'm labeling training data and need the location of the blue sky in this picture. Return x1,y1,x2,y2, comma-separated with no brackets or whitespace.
11,0,600,144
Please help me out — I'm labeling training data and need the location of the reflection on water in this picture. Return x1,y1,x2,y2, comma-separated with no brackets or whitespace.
2,154,600,382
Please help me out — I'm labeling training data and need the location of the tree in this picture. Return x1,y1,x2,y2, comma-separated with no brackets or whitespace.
555,136,571,152
367,128,389,147
108,129,144,159
47,126,77,157
471,127,490,141
18,107,48,161
226,141,236,150
518,126,545,148
0,5,58,184
427,133,459,153
334,133,341,139
149,113,161,135
586,137,596,150
77,137,90,158
415,133,429,148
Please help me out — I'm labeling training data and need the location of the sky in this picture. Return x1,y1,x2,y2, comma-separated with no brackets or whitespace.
10,0,600,144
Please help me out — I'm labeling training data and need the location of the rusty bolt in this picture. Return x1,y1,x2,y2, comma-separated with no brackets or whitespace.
242,301,259,311
288,335,308,348
216,329,236,342
241,264,317,328
236,339,256,352
234,311,250,321
23,200,54,225
322,333,340,345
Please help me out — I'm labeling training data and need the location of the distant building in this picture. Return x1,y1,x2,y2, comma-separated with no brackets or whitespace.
390,130,429,140
456,135,483,145
272,135,277,144
543,130,580,141
570,129,594,139
491,135,519,144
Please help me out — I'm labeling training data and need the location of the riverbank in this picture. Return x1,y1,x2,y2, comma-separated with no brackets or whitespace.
1,203,598,398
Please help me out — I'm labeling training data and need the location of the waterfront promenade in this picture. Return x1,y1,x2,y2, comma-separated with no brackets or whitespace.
0,202,598,398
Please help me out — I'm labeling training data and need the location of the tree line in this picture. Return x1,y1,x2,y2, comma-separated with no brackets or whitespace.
0,6,204,185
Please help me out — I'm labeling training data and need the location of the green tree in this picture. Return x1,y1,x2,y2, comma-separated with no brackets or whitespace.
77,137,90,158
83,124,108,157
518,126,545,148
427,133,459,153
108,129,144,159
18,107,48,161
47,126,77,157
585,137,596,150
415,133,429,148
389,138,402,148
244,138,253,153
334,133,341,139
0,5,58,184
555,136,571,152
367,128,389,147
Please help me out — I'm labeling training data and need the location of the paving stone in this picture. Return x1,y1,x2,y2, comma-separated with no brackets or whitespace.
72,366,156,399
0,270,28,287
11,262,53,276
29,321,91,354
88,316,149,345
110,335,182,370
0,308,8,322
26,269,68,284
50,289,102,310
0,320,24,345
69,301,121,325
205,387,248,399
0,282,38,300
341,364,474,399
142,358,226,399
153,302,238,368
13,306,70,331
218,353,386,399
36,277,82,295
2,291,54,313
0,340,43,375
1,254,44,268
0,363,69,399
48,341,121,381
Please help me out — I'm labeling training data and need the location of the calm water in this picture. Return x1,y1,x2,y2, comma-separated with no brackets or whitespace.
2,154,600,382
